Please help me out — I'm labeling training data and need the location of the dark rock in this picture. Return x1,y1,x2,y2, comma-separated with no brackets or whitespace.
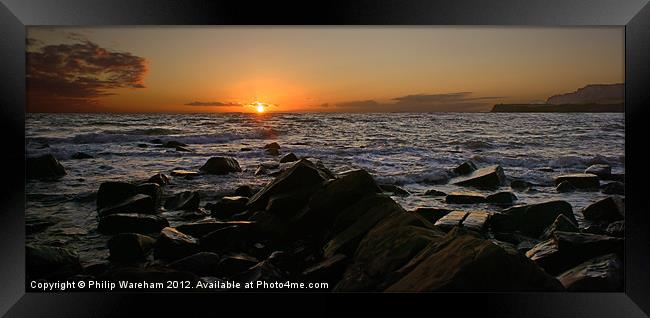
200,224,259,254
602,173,625,182
171,170,199,177
540,214,579,240
107,233,156,262
97,213,169,234
461,211,491,233
263,142,280,150
216,253,259,278
26,154,66,180
240,147,252,151
161,140,187,148
385,227,563,291
424,189,446,196
96,181,137,211
154,227,200,261
151,138,163,144
582,196,624,222
486,191,517,205
434,211,468,231
411,207,451,223
98,194,156,217
334,212,442,291
490,200,576,237
169,252,221,276
556,181,576,193
254,166,267,176
147,173,171,186
557,253,622,291
453,161,477,175
210,196,249,219
259,161,280,169
26,244,82,280
602,181,624,195
265,148,280,156
302,254,349,284
234,185,254,197
379,184,411,196
71,152,94,159
98,266,198,285
199,157,242,175
583,224,607,235
585,164,612,178
279,152,299,163
445,192,486,204
554,173,600,189
135,183,163,207
176,220,254,238
165,191,200,211
605,220,624,237
510,180,532,190
137,143,148,148
175,146,192,152
525,231,623,275
452,165,506,189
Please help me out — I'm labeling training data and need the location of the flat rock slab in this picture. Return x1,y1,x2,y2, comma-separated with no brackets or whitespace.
434,211,469,231
452,165,506,189
461,211,491,233
554,173,600,189
557,253,622,291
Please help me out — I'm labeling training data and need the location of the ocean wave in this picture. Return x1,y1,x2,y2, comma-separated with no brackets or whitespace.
448,140,494,149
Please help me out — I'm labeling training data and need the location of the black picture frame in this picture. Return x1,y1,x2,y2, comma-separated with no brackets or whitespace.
1,0,649,316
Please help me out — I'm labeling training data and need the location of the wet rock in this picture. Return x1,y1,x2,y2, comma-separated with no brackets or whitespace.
26,244,83,280
602,181,624,195
161,140,187,148
279,152,299,163
147,173,171,186
176,220,254,238
265,148,280,156
254,166,268,176
510,180,532,190
247,159,332,211
452,165,506,189
171,170,199,177
379,184,410,196
137,143,148,148
605,221,624,237
26,154,66,180
240,147,252,152
554,173,600,189
263,142,281,150
210,196,248,219
107,233,156,262
462,211,491,233
385,227,563,291
556,181,576,193
234,185,254,197
71,152,94,159
424,189,446,196
216,253,259,278
154,227,200,261
486,191,517,205
585,164,611,178
540,214,579,240
135,183,163,207
164,191,200,211
582,196,624,222
334,212,442,291
490,200,576,237
98,194,156,217
97,213,169,234
445,192,486,204
453,160,477,175
557,253,622,291
175,146,192,152
168,252,221,276
411,207,451,223
199,157,242,175
96,181,138,211
98,266,198,285
434,211,468,231
526,231,623,275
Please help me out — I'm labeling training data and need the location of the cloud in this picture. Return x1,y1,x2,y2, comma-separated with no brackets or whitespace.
185,101,243,107
332,92,505,112
27,39,148,111
392,92,503,104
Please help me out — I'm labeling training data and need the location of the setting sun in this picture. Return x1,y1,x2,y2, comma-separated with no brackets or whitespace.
254,102,265,113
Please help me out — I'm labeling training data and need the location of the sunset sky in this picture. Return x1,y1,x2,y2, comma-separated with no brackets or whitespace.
26,27,624,113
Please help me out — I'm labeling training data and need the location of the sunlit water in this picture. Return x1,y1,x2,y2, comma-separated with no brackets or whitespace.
26,112,625,266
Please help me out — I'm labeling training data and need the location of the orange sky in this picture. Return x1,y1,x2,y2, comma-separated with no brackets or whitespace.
26,27,624,113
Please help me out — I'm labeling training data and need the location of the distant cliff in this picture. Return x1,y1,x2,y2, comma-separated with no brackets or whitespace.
546,83,624,105
491,103,623,113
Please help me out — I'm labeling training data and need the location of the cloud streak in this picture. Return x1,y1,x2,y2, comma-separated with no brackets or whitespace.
185,101,243,107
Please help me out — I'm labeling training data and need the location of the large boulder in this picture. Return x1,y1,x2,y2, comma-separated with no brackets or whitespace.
539,214,579,240
452,165,506,189
247,159,333,211
581,196,624,223
602,181,624,195
135,183,163,207
525,231,623,275
557,253,622,291
453,161,477,175
385,228,563,291
107,233,156,262
26,154,66,180
209,196,249,219
96,181,137,211
554,174,600,189
490,200,576,237
97,213,169,234
279,152,299,163
199,157,242,175
98,194,156,217
26,244,82,280
445,192,486,204
585,164,612,178
154,227,200,261
334,212,443,291
164,191,200,211
168,252,221,276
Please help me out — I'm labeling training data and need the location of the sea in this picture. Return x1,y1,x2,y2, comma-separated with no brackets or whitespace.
26,112,625,266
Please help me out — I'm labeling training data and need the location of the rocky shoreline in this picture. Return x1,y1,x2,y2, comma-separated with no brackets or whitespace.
26,143,625,292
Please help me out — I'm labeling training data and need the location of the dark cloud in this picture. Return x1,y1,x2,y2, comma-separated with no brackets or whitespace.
333,92,505,112
27,39,148,112
185,101,243,107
